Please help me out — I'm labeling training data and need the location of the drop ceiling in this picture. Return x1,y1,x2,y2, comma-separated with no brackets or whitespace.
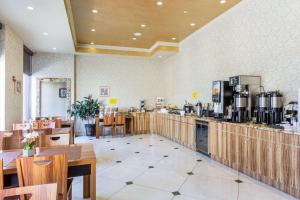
67,0,241,52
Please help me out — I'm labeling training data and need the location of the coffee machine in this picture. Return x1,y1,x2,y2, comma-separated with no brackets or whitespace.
255,92,270,124
269,91,283,124
229,75,261,123
212,81,233,118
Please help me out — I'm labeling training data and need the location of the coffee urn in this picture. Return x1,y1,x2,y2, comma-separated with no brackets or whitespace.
232,93,249,123
255,92,270,124
269,91,283,124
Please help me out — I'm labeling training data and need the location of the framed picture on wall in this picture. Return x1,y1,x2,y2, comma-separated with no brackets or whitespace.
100,86,110,97
59,88,67,98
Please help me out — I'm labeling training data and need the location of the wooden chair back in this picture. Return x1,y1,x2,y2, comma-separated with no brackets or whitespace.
103,115,114,126
1,130,23,150
55,119,62,128
16,153,68,200
115,114,125,125
13,123,30,130
0,183,58,200
39,121,56,129
0,159,3,189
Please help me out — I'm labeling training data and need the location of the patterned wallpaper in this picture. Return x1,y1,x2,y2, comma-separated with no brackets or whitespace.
4,25,23,129
163,0,300,107
0,29,5,129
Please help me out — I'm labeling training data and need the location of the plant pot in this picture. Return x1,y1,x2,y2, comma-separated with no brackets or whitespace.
23,149,34,157
85,124,96,136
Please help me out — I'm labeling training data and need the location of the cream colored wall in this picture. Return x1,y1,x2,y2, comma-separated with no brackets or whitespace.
0,29,5,130
163,0,300,107
76,54,165,109
31,53,75,118
4,25,23,129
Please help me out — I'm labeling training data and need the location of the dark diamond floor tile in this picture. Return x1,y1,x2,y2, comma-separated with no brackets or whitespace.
149,145,153,147
174,147,179,149
235,179,243,183
187,172,194,175
135,152,140,154
139,138,143,140
172,191,181,196
164,155,168,158
110,149,115,151
89,139,93,140
127,143,130,144
148,166,154,169
126,181,133,185
116,161,122,163
160,140,164,141
106,141,110,142
197,159,202,162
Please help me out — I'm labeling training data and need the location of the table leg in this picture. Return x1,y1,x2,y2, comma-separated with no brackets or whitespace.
83,162,96,199
83,175,90,198
91,162,96,200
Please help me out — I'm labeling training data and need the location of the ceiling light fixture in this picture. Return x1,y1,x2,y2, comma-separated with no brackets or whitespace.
52,47,56,50
43,32,49,36
220,0,226,4
158,55,163,58
141,24,146,28
156,1,163,6
183,11,188,14
132,37,137,40
190,23,196,27
134,32,142,37
172,37,176,40
27,6,34,10
92,9,98,13
90,42,94,45
91,28,96,32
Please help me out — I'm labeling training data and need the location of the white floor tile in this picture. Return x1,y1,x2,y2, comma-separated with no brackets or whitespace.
73,134,296,200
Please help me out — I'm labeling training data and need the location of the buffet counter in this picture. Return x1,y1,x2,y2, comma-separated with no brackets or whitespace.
149,112,300,199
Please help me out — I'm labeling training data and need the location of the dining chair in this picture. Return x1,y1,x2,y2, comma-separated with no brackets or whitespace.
0,183,58,200
114,114,126,137
39,129,70,147
39,120,56,129
54,118,62,128
102,114,115,136
16,153,72,200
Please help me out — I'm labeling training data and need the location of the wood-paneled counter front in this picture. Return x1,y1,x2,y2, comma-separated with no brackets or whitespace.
149,112,196,150
209,121,300,199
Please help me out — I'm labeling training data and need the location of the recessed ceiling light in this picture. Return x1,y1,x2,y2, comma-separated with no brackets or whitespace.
91,28,96,32
43,32,49,36
183,11,188,14
141,24,146,28
52,47,56,50
158,55,163,58
220,0,226,4
172,37,176,40
27,6,34,10
190,23,196,27
132,37,137,40
90,42,94,45
156,1,163,6
134,32,142,37
92,9,98,13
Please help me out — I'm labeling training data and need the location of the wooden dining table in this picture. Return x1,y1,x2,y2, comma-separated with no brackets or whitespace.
0,143,96,200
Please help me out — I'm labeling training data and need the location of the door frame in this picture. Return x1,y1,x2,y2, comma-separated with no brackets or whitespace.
36,78,71,118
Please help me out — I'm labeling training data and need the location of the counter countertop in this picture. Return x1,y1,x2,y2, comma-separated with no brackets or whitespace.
156,112,300,135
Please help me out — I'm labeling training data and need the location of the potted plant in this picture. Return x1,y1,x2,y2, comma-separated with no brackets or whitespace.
22,131,39,157
70,95,100,136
